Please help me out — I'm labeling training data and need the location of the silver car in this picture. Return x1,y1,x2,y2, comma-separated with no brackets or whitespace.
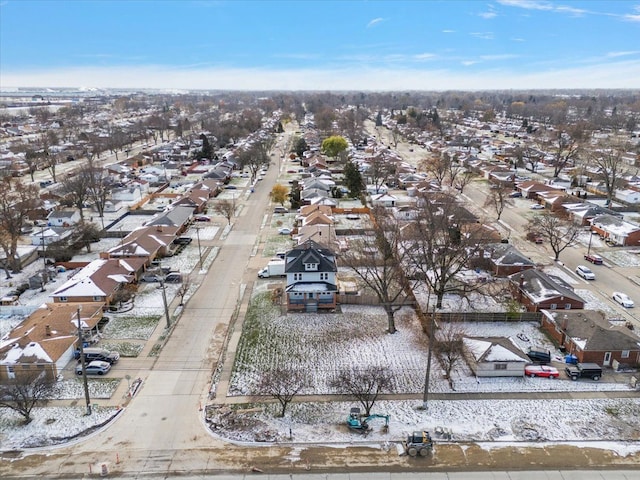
76,360,111,376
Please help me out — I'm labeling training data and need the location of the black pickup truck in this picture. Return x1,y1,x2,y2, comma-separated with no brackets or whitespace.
565,363,602,381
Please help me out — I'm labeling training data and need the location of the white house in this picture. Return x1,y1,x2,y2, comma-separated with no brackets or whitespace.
463,336,530,377
47,210,81,227
30,227,73,246
615,189,640,204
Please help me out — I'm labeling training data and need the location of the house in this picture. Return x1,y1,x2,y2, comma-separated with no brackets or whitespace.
509,269,586,311
540,310,640,367
30,227,73,246
111,185,143,203
463,336,530,377
478,243,536,277
296,224,337,249
614,188,640,204
370,193,397,207
50,258,142,305
105,226,178,262
590,214,640,247
47,209,81,227
284,240,338,312
0,303,104,383
145,205,195,231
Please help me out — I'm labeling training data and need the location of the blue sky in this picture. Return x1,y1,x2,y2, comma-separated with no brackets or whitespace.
1,0,639,90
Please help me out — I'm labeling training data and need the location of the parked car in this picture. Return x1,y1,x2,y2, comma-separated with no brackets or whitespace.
75,360,111,376
530,204,544,210
525,365,559,379
173,237,192,245
526,347,551,364
584,253,603,265
39,180,53,188
74,347,120,364
565,362,602,381
278,227,292,235
508,191,522,198
164,272,182,283
575,265,595,280
224,185,238,190
140,274,161,282
273,206,288,214
194,215,210,222
612,292,634,308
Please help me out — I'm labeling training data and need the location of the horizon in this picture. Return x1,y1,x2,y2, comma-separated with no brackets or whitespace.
1,0,640,91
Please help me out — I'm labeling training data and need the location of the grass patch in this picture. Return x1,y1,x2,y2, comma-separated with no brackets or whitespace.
149,343,162,357
100,342,144,357
103,314,161,340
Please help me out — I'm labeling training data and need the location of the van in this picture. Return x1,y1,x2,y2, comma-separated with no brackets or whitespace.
75,347,120,364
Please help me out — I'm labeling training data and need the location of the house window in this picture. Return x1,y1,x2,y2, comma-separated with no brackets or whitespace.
549,303,557,310
494,363,507,370
294,273,302,281
304,263,318,271
621,350,630,359
7,365,15,379
320,272,328,281
93,296,102,302
60,296,68,302
564,303,571,309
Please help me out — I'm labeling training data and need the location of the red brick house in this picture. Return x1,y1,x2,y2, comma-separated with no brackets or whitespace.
541,310,640,367
509,269,585,312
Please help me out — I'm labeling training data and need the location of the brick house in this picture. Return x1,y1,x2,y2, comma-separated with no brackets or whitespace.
509,269,585,312
541,310,640,367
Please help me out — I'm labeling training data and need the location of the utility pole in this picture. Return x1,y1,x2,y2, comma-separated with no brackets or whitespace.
76,308,92,415
196,226,203,271
160,278,171,329
40,226,46,291
422,304,437,410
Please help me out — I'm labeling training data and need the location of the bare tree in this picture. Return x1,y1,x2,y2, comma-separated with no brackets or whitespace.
237,142,270,182
257,368,307,417
176,274,192,306
329,366,393,417
367,150,397,192
454,170,475,194
434,322,466,388
483,184,513,220
420,152,450,186
589,144,628,206
390,127,402,148
59,167,93,221
213,199,236,225
542,129,581,178
340,207,412,334
0,371,56,424
0,178,41,272
86,167,112,228
527,211,581,261
406,192,490,309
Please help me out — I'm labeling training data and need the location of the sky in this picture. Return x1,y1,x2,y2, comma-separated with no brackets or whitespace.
1,0,639,91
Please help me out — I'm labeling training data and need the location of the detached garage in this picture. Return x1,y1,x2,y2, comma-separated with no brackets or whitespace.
463,336,530,377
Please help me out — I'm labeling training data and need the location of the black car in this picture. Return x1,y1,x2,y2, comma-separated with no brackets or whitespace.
173,237,192,245
526,347,551,364
565,363,602,381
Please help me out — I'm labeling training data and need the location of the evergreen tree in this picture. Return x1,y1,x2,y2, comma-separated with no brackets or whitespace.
344,159,364,197
199,133,213,160
375,111,383,127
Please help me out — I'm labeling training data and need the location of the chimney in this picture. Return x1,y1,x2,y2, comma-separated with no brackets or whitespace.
45,325,51,336
562,315,569,330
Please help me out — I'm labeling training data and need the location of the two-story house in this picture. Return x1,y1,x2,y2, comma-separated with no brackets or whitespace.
284,240,338,312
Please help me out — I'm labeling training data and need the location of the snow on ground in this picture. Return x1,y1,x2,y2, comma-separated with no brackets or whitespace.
0,406,121,449
206,397,640,446
602,249,640,268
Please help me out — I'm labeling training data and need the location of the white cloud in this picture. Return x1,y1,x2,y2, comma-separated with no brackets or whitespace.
479,11,497,19
414,53,436,60
497,0,553,11
442,29,456,33
470,32,495,40
2,60,639,91
606,51,640,58
367,17,384,28
479,54,519,61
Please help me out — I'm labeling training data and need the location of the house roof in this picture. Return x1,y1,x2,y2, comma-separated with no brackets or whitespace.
47,209,79,219
0,303,103,365
509,269,585,305
146,205,195,227
485,243,536,268
285,240,337,274
463,336,529,363
591,214,640,236
541,310,640,352
51,259,137,298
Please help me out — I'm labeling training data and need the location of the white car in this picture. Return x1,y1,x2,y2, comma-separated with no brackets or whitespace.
575,265,595,280
278,227,292,235
612,292,634,308
530,204,544,210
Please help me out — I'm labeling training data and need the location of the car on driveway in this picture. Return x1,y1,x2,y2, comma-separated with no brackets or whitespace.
194,215,210,222
278,227,292,235
613,292,634,308
575,265,595,280
530,204,544,210
525,365,559,378
509,191,522,198
584,253,603,265
76,360,111,376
